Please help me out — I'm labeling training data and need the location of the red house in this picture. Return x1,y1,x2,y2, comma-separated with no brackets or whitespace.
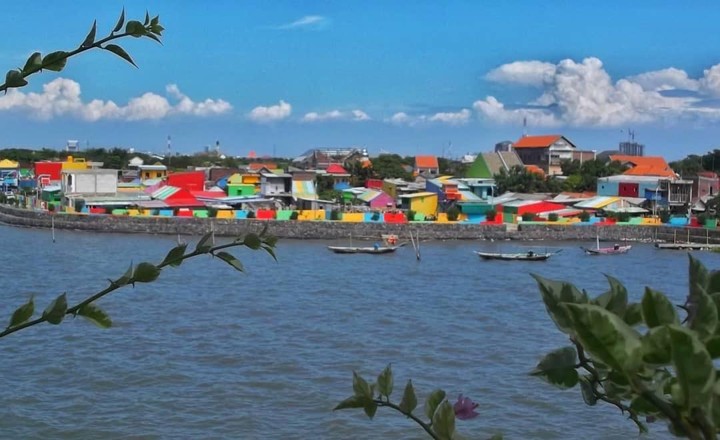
167,171,205,192
34,162,62,183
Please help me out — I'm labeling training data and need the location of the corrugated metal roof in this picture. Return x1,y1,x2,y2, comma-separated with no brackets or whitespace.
399,191,437,199
574,196,620,209
503,199,542,208
357,189,381,202
152,186,180,200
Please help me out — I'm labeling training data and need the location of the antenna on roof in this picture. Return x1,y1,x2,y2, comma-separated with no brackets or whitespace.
167,135,172,168
522,115,527,138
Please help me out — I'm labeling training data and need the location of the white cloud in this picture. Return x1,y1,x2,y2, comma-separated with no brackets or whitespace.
248,100,292,123
302,109,370,122
477,57,717,127
387,109,471,126
0,78,232,121
485,60,557,87
276,15,328,30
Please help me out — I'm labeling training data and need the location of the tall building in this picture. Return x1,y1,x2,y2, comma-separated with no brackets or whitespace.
495,141,513,152
619,141,644,156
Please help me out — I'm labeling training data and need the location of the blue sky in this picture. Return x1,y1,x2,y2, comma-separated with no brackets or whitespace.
1,1,720,160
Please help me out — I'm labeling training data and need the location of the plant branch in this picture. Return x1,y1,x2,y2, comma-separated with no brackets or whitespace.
375,400,440,440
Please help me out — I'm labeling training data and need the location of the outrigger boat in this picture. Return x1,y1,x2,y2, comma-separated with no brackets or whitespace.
327,234,405,255
474,250,559,261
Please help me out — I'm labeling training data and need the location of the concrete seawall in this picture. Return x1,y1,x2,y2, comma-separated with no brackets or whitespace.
1,204,719,243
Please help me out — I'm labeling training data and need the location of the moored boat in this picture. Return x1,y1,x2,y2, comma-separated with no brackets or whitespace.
581,244,632,255
473,250,557,261
327,234,405,255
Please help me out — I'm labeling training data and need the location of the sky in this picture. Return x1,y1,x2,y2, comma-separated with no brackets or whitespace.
2,1,720,161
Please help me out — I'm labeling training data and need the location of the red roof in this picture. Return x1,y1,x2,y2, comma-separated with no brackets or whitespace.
609,155,676,178
326,164,348,174
191,190,226,199
248,163,276,171
415,155,439,169
698,171,718,178
513,135,562,149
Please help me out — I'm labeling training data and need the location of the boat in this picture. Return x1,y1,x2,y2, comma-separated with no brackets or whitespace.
327,234,405,254
473,250,558,261
581,234,631,255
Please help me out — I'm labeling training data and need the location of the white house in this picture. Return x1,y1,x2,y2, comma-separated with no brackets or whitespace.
61,169,119,195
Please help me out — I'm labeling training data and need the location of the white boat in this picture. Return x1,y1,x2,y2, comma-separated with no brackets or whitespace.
327,234,405,255
581,234,631,255
474,250,558,261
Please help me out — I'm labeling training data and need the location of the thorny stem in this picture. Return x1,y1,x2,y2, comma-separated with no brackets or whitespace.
0,235,271,339
375,400,440,440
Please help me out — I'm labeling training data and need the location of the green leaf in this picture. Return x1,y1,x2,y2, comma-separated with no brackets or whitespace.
689,254,709,301
530,346,579,389
8,295,34,328
104,44,137,68
488,435,504,440
42,51,68,72
42,293,67,325
431,400,456,440
151,15,160,26
263,234,278,247
623,302,643,326
352,371,372,399
77,303,112,328
125,20,147,37
81,20,97,47
195,231,214,253
579,377,597,406
377,364,393,398
707,270,720,295
668,325,715,412
133,262,160,283
604,370,632,400
705,335,720,358
113,8,125,33
113,262,134,286
532,274,587,335
641,326,672,365
161,243,187,267
563,303,642,372
333,395,370,411
630,395,662,416
21,52,42,74
144,10,150,25
593,275,628,316
5,70,27,89
261,244,277,261
690,285,718,340
150,23,165,35
398,380,417,414
244,233,262,250
216,251,244,272
363,400,378,419
641,287,678,328
424,389,446,420
144,32,162,44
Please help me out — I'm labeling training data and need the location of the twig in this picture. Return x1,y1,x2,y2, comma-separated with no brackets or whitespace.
375,400,440,440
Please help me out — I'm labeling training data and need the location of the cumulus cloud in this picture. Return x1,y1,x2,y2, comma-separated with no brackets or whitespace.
302,109,370,122
476,57,720,127
387,109,471,126
275,15,328,30
248,100,292,122
0,78,232,121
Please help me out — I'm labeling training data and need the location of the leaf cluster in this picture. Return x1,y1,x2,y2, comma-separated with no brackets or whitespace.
532,255,720,439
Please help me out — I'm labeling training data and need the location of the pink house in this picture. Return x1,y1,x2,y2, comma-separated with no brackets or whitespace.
357,189,395,209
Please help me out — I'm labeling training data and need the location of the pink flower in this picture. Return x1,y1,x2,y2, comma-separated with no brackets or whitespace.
453,394,479,420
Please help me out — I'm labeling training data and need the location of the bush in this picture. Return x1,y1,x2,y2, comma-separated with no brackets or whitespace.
522,212,535,221
617,212,631,222
697,213,707,225
446,206,460,221
330,209,341,221
290,211,299,220
47,204,55,212
207,207,218,218
658,210,671,223
371,211,380,221
578,211,590,222
548,213,559,222
406,209,416,222
246,210,256,219
485,208,497,221
74,199,85,213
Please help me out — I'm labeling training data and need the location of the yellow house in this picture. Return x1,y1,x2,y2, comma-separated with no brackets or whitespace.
399,192,438,217
137,162,168,181
61,156,89,171
0,159,19,169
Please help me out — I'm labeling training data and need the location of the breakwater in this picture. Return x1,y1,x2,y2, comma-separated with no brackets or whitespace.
1,204,719,242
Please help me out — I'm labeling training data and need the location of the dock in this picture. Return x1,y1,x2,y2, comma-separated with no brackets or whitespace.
655,242,720,251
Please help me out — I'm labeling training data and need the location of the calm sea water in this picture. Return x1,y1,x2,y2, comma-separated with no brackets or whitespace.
0,224,717,439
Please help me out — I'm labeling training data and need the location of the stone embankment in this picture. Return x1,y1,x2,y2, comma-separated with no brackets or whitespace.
1,204,719,243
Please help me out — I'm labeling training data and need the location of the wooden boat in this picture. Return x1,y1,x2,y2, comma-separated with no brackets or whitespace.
474,250,557,261
581,235,631,255
327,234,405,254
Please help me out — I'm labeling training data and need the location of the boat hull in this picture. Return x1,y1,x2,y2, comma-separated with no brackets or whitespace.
327,246,401,254
474,251,553,261
581,245,631,255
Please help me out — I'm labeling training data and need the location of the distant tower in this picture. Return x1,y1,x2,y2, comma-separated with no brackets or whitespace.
495,141,513,152
522,115,528,138
66,140,79,152
619,130,644,156
167,135,172,167
215,140,221,155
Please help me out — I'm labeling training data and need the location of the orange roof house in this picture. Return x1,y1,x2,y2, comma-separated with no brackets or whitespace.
609,155,676,178
248,162,276,171
326,163,349,174
512,135,577,176
415,155,439,177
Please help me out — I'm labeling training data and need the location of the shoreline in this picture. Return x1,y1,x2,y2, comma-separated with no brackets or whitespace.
1,204,719,243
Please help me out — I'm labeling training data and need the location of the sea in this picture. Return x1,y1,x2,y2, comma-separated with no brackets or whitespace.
0,224,716,439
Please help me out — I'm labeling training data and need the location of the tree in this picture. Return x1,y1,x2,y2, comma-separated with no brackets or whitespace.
494,166,562,194
370,154,412,180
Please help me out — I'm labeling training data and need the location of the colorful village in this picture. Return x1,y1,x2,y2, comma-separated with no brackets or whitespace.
0,134,717,229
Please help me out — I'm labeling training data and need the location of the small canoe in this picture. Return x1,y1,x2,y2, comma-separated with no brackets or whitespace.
327,245,403,254
581,245,632,255
474,251,556,261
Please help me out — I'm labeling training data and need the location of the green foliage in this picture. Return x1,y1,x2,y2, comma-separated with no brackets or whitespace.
494,165,562,194
532,255,720,438
371,211,380,221
616,212,631,222
658,210,671,224
290,211,299,220
334,366,493,440
370,154,412,181
446,206,460,221
548,213,559,222
521,212,535,221
485,208,497,221
559,159,627,192
578,211,591,222
330,209,341,221
77,304,112,328
697,213,708,225
406,209,416,222
246,210,256,219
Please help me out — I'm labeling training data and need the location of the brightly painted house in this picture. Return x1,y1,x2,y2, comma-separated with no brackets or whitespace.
227,173,258,196
512,135,577,176
137,162,168,181
414,155,439,177
0,159,19,189
167,171,205,192
399,192,438,216
260,172,292,197
61,156,89,171
465,151,523,179
61,169,118,195
325,163,351,190
151,186,204,207
343,188,395,209
34,161,62,185
502,200,566,223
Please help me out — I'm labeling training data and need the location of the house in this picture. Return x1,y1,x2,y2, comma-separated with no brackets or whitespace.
167,171,205,192
0,159,19,189
61,169,119,195
399,192,438,217
292,171,321,209
151,185,204,208
342,188,394,209
324,163,351,190
260,171,292,197
608,155,676,178
466,151,523,179
226,173,258,196
693,171,720,201
292,147,368,169
137,162,168,182
512,135,578,176
34,161,63,186
414,155,439,177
